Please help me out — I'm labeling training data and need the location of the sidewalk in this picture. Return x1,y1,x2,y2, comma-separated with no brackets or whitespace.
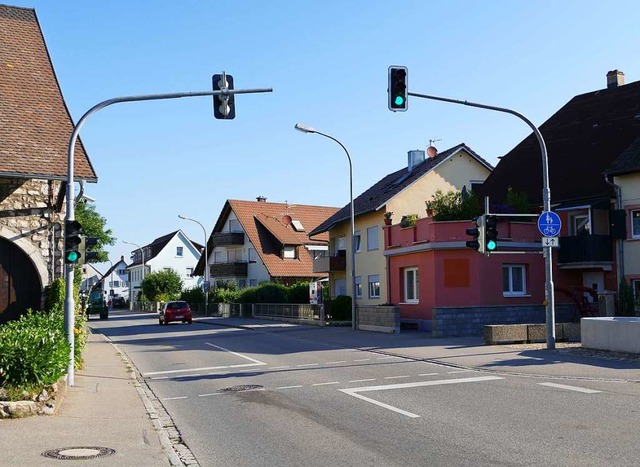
0,331,177,466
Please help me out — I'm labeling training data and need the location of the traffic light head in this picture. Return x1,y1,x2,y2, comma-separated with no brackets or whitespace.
212,73,236,120
64,220,82,264
485,215,498,252
83,236,100,263
388,66,408,111
465,215,485,254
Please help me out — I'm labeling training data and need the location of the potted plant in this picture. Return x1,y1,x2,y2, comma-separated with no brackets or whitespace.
383,211,393,225
400,213,419,228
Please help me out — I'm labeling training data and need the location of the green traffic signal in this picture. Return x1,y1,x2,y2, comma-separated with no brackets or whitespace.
486,239,497,251
388,66,408,111
66,251,79,263
394,95,405,106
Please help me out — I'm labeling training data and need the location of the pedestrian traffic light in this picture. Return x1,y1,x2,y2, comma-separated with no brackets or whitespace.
64,220,82,264
466,215,485,254
82,236,100,263
212,73,236,120
485,215,498,252
388,66,408,111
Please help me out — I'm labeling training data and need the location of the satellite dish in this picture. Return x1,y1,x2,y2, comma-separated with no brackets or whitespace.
282,215,292,226
427,146,438,158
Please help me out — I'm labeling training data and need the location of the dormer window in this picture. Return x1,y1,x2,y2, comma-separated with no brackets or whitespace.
283,246,296,259
291,220,305,231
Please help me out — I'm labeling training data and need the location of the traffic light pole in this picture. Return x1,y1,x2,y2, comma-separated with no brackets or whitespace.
64,85,272,386
408,90,556,350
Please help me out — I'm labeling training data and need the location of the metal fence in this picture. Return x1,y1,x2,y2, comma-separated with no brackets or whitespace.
211,303,325,324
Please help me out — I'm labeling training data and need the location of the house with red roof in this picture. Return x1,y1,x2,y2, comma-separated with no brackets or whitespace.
0,5,97,323
193,198,339,287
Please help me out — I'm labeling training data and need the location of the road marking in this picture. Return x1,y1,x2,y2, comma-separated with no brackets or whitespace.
538,382,602,394
268,366,291,370
385,375,411,380
349,378,376,383
205,342,267,365
326,361,347,364
297,363,320,367
418,373,438,377
198,393,223,397
312,382,340,386
163,396,188,401
340,376,503,418
144,362,264,377
353,358,370,362
276,385,303,390
376,356,399,360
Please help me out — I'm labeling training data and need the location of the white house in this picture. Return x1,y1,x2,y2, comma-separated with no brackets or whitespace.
100,256,130,301
126,230,202,303
80,263,103,294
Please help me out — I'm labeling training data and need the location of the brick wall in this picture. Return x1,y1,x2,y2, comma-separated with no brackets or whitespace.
358,306,400,333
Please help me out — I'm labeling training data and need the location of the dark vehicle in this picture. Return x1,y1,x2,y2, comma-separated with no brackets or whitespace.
159,301,192,325
111,296,126,309
87,289,108,320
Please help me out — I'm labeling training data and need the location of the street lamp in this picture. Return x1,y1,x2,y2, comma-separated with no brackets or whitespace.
122,240,145,310
178,214,209,315
295,123,357,330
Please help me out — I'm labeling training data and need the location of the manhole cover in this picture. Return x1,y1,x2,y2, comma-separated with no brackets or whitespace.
221,384,264,392
42,446,116,460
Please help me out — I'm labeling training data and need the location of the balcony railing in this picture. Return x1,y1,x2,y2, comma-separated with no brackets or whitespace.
313,255,346,273
211,232,244,247
209,261,248,277
558,235,613,264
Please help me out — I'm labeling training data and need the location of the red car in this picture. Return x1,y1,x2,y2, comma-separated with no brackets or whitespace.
159,301,192,325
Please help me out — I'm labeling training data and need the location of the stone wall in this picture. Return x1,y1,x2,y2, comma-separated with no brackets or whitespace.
432,303,576,338
0,177,65,284
358,306,400,333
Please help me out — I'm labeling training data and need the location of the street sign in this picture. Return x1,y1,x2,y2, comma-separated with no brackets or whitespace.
538,211,562,237
541,236,559,248
203,280,210,292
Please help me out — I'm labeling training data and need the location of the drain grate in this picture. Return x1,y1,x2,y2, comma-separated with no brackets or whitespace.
221,384,264,392
42,446,116,460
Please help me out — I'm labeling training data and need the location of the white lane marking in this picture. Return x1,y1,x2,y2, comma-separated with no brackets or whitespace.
144,362,263,377
268,366,290,370
276,385,303,390
297,363,320,367
418,373,438,377
353,358,370,362
198,393,223,397
205,342,267,365
376,356,398,360
340,376,503,418
312,382,340,386
538,382,602,394
163,396,188,401
385,375,411,380
349,379,376,383
326,361,347,364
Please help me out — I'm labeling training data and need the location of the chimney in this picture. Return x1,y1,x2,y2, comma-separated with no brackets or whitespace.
606,70,625,89
120,256,124,261
256,196,267,202
407,149,426,172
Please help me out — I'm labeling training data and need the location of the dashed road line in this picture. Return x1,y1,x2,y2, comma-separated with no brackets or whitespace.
268,366,290,370
349,378,376,383
538,382,602,394
353,358,370,362
297,363,320,367
326,361,347,364
276,385,303,390
385,375,411,380
312,382,340,386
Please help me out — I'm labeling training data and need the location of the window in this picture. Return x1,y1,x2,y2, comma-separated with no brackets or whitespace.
570,211,590,235
186,268,193,277
355,276,362,298
368,274,380,298
403,267,419,303
354,231,361,253
248,248,257,262
335,236,346,256
176,246,183,257
227,249,242,262
503,265,526,296
239,279,246,288
249,279,258,287
283,246,296,259
632,210,640,239
229,219,241,232
367,226,379,251
214,251,223,263
334,278,347,296
113,281,120,288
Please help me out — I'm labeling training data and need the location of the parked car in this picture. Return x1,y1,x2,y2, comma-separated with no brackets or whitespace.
111,296,126,309
159,301,192,325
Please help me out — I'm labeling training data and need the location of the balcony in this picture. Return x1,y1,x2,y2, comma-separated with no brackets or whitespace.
211,232,244,247
313,254,346,273
209,261,248,277
558,235,613,266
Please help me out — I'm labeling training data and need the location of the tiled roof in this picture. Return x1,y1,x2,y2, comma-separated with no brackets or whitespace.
309,143,492,235
0,5,97,181
605,136,640,176
127,230,200,267
193,199,339,278
480,77,640,206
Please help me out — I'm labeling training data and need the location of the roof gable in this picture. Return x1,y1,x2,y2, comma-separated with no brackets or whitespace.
0,5,97,181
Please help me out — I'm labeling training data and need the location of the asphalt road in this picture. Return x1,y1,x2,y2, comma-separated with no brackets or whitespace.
91,312,640,467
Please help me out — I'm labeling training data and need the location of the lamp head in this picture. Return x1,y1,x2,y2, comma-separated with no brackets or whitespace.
294,123,316,134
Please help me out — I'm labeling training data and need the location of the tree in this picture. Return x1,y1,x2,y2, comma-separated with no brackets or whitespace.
75,200,116,263
141,269,183,302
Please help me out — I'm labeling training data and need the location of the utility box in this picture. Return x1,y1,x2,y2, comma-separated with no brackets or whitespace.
598,291,616,317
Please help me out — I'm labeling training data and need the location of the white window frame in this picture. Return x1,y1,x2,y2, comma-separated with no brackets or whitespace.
354,230,362,253
367,226,379,251
355,276,362,298
631,209,640,239
335,236,346,255
176,246,183,257
228,219,241,232
503,264,527,297
403,267,419,303
569,211,590,235
283,246,296,259
368,274,380,298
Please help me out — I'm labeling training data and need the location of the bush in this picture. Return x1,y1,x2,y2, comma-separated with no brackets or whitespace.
141,269,183,301
328,295,351,321
237,283,288,304
288,281,310,303
180,287,205,307
426,189,482,221
43,278,65,312
618,280,636,316
0,307,69,391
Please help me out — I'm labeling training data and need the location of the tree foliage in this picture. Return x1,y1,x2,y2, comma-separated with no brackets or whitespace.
74,200,116,263
141,269,183,301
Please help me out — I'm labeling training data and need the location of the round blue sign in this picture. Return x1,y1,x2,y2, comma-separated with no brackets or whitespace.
538,211,562,237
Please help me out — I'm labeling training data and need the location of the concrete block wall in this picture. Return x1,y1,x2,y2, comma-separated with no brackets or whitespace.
358,306,400,333
432,304,576,338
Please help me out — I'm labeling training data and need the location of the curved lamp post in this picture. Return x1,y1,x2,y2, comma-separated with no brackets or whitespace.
178,214,209,315
122,240,145,310
294,123,357,330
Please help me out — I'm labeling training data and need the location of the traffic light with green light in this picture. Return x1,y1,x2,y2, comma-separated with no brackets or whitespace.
212,73,236,120
388,66,408,111
485,215,498,252
466,215,485,254
64,220,82,264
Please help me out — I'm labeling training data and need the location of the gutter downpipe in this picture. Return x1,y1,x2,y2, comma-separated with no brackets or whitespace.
604,175,624,284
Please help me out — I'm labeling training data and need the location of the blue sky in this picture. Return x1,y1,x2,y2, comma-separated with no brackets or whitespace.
9,0,640,272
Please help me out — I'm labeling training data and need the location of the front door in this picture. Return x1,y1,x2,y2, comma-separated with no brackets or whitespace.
0,238,41,324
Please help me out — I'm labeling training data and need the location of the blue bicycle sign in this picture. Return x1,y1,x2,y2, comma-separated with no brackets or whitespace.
538,211,562,237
